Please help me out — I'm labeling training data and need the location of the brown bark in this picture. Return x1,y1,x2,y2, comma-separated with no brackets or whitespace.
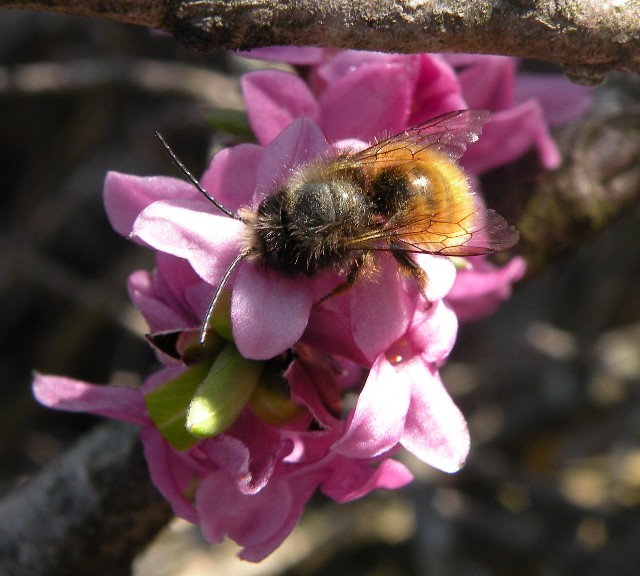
0,422,172,576
1,0,638,84
481,74,640,276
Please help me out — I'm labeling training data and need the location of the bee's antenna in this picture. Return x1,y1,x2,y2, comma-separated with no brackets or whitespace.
200,249,252,346
154,131,240,220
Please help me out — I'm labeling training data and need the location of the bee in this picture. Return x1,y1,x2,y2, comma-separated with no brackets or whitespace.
156,109,519,345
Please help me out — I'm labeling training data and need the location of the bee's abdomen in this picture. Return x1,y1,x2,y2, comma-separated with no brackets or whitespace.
370,166,416,217
370,154,472,221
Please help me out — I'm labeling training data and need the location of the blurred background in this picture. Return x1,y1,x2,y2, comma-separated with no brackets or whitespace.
1,8,640,576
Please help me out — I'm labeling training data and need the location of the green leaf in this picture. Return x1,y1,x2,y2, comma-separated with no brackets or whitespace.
186,343,263,438
144,360,213,450
206,108,254,139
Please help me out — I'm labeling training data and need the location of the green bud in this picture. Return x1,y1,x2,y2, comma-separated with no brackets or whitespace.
206,289,234,342
186,343,263,438
249,364,302,426
144,360,213,451
449,256,472,270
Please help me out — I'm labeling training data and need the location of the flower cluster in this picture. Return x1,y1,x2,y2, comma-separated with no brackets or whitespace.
34,50,589,560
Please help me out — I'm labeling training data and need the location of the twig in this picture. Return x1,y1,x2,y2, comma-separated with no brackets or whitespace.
0,421,172,576
0,58,243,110
1,0,639,83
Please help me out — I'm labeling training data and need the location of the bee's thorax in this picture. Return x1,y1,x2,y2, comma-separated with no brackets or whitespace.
247,178,371,275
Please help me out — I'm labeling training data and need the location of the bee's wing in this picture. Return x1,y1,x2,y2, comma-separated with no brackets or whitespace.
336,109,490,170
348,202,519,257
335,109,518,257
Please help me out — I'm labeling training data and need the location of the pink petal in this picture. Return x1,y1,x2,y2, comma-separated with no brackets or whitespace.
409,300,459,363
253,117,329,204
457,55,516,111
302,305,370,366
314,50,406,85
318,62,413,141
200,411,293,494
140,426,199,523
231,264,314,360
104,172,197,238
197,473,317,561
241,46,325,65
237,475,320,562
155,252,207,319
409,55,468,125
287,360,341,429
400,363,469,472
127,253,207,333
464,100,561,173
128,269,193,333
515,74,592,126
350,254,414,362
200,143,264,211
199,436,253,488
448,256,526,322
449,256,525,299
322,457,413,503
33,374,148,424
332,355,411,458
242,71,320,145
413,254,458,301
132,198,245,286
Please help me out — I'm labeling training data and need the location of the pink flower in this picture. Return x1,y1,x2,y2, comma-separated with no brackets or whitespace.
108,151,470,474
38,140,461,558
245,49,590,169
242,49,589,322
106,119,326,360
103,82,474,476
33,48,584,560
443,54,590,172
300,252,470,472
33,345,413,561
333,299,469,473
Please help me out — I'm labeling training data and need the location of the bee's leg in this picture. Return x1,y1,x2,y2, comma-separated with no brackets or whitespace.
391,248,431,303
314,253,368,309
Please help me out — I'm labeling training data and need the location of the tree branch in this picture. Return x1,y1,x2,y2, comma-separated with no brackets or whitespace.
2,0,639,84
0,422,172,576
482,73,640,276
517,107,640,276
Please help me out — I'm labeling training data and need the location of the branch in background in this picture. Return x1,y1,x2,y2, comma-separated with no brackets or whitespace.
517,108,640,276
0,58,243,109
0,421,172,576
482,74,640,276
1,0,639,84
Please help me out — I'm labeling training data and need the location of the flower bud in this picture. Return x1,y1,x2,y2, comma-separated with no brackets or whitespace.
186,343,263,438
144,360,214,450
249,361,302,426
